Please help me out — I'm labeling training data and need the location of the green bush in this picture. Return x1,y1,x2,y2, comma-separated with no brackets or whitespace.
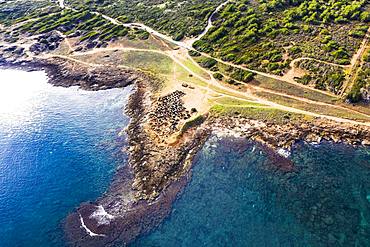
197,57,217,68
213,72,224,80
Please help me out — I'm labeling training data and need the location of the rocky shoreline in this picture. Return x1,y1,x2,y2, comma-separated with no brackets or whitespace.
64,73,211,246
0,57,143,90
210,116,370,154
0,56,211,246
62,81,370,246
1,56,370,246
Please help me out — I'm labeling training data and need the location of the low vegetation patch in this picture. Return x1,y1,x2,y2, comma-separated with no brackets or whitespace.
194,0,369,75
210,104,309,124
347,49,370,103
7,7,148,50
295,60,346,94
65,0,225,40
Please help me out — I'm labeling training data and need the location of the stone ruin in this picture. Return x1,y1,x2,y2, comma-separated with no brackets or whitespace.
148,90,194,139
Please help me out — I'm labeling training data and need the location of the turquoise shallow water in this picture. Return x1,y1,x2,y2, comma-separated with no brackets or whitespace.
134,136,370,247
0,69,131,247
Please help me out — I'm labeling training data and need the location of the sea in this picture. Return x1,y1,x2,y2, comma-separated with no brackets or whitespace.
0,69,369,247
0,69,130,246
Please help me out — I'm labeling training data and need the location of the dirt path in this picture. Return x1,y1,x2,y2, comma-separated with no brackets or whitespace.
186,0,231,46
41,54,104,67
341,26,370,95
67,46,370,121
249,85,370,119
290,57,350,69
55,31,73,52
48,1,370,126
350,27,370,67
71,47,165,56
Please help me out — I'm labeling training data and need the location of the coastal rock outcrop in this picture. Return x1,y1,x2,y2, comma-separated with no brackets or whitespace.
0,57,143,91
42,57,141,90
211,116,370,152
29,32,63,55
65,75,210,246
1,47,369,247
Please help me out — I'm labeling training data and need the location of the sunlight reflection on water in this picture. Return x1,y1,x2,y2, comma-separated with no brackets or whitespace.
0,68,131,247
0,70,50,127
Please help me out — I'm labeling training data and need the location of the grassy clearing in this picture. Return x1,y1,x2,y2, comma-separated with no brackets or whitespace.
72,50,173,74
210,104,310,124
116,36,169,51
180,57,211,80
120,51,173,74
171,63,208,87
255,91,370,122
115,51,210,87
211,97,266,108
253,75,338,104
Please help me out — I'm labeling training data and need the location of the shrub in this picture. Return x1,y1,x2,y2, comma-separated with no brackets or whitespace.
213,72,224,80
197,57,217,68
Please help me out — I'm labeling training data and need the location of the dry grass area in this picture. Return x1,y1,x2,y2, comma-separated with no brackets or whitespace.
210,104,312,124
252,75,339,104
110,36,170,51
47,35,370,125
254,91,370,122
210,97,267,108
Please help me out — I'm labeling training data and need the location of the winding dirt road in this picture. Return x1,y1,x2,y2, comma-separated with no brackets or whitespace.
341,26,370,95
48,46,370,126
46,0,370,126
59,0,369,98
187,0,231,46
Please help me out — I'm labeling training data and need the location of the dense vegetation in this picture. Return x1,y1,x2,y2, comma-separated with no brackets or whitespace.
295,60,346,94
0,0,149,47
192,54,255,84
12,9,148,47
0,0,57,25
65,0,224,40
193,0,370,75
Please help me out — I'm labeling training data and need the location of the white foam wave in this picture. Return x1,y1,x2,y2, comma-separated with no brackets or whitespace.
277,148,291,158
89,205,115,225
79,213,106,237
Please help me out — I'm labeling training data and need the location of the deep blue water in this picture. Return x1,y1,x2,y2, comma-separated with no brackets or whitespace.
135,136,370,247
1,70,370,247
0,69,131,247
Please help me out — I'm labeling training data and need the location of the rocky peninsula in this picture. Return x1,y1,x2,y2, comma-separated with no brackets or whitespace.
1,32,370,247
